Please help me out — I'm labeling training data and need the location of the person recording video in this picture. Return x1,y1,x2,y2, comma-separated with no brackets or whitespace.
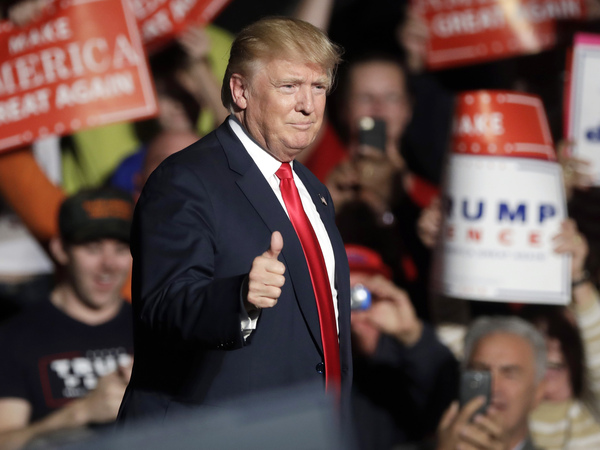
346,244,457,449
436,316,546,450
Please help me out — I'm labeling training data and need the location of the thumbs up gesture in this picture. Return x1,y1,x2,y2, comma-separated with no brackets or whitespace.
246,232,286,309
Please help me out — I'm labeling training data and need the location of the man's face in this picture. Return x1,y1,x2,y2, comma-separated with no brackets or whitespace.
234,58,329,162
66,239,131,310
468,332,544,443
345,61,412,148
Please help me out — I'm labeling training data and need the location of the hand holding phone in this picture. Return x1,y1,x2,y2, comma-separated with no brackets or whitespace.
438,379,504,450
459,370,491,419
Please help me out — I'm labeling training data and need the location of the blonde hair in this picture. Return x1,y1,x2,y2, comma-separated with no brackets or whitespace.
221,17,343,111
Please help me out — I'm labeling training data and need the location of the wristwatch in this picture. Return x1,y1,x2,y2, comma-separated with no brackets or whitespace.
572,270,590,287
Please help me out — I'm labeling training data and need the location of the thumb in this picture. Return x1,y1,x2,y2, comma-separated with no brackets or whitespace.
264,231,283,259
438,401,459,431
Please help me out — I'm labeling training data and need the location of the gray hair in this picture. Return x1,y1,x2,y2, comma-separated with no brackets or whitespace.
463,316,547,383
221,16,343,112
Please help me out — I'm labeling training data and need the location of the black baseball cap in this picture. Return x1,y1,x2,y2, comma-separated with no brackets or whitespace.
59,188,134,245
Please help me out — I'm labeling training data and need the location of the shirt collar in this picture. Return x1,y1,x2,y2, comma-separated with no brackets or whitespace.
228,116,293,180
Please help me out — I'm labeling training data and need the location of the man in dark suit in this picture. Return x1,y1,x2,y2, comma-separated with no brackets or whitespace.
118,17,352,425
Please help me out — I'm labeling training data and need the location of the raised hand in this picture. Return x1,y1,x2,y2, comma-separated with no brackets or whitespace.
552,219,588,282
352,274,423,347
417,196,442,249
246,231,286,310
557,140,594,200
436,399,507,450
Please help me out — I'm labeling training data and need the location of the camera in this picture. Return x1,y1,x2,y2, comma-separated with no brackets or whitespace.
350,284,372,310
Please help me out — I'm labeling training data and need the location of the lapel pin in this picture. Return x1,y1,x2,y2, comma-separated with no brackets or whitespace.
319,194,327,206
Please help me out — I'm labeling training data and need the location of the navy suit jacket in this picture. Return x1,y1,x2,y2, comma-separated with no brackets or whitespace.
118,120,352,423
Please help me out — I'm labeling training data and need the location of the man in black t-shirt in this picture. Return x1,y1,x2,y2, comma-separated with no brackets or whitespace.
0,188,134,449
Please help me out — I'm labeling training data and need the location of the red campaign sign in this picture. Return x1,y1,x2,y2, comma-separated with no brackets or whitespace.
0,0,158,153
413,0,586,70
131,0,232,53
451,90,555,161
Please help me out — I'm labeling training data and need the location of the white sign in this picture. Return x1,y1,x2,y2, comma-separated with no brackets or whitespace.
433,154,570,304
567,33,600,185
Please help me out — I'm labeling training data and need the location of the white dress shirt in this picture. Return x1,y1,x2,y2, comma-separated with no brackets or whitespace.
228,118,339,336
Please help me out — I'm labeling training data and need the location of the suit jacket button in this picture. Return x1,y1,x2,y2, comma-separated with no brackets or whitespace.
315,362,325,374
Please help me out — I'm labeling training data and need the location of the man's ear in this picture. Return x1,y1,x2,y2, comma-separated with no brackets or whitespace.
230,74,249,110
49,236,69,266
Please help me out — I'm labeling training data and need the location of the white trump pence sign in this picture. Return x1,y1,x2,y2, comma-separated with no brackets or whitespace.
566,33,600,185
433,91,570,304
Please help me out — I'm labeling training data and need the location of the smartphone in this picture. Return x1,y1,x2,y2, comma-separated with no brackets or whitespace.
358,117,386,152
459,370,491,418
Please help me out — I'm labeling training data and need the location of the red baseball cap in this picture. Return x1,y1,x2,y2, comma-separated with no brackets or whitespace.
345,244,392,280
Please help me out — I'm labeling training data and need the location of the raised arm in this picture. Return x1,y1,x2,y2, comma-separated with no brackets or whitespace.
293,0,335,31
0,147,64,244
177,25,229,129
554,219,600,402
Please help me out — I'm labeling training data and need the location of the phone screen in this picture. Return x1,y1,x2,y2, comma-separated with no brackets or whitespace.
459,370,491,418
358,117,386,152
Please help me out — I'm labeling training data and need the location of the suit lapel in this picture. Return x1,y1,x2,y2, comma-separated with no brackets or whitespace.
215,122,323,354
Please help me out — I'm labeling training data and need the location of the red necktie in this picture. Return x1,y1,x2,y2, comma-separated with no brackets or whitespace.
276,162,341,396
